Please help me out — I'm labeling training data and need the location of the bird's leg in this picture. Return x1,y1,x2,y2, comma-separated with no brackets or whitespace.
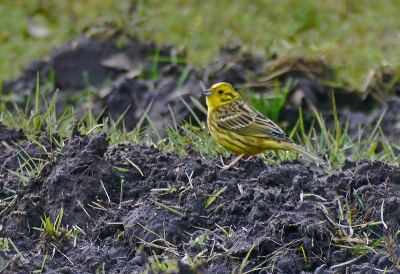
244,155,255,162
218,154,244,171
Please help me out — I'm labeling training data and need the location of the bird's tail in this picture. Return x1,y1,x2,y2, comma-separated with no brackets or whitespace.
287,142,328,166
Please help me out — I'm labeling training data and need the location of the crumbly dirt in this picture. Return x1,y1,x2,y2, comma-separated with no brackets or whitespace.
0,131,400,273
1,36,400,273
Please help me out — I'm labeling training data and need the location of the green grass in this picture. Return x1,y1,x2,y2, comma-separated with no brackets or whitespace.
32,208,70,239
1,72,399,185
1,52,399,191
249,78,292,122
0,238,9,251
0,0,132,81
130,0,400,89
2,0,400,89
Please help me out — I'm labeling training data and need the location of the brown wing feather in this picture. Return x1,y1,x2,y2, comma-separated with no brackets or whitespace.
215,101,292,143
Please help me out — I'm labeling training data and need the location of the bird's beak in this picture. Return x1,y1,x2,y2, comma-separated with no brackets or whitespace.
202,89,212,96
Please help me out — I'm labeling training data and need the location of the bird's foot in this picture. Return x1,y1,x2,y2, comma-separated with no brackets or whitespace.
217,163,239,171
244,155,255,162
218,154,244,171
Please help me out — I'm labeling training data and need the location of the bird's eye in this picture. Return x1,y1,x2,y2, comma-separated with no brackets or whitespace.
218,90,224,94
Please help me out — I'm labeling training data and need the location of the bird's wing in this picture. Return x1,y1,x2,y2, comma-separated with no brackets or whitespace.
215,101,292,142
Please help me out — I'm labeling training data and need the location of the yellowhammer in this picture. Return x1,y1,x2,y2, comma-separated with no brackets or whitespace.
202,82,327,170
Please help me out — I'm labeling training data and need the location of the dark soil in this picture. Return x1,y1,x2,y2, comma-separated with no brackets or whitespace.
1,131,400,273
1,36,400,273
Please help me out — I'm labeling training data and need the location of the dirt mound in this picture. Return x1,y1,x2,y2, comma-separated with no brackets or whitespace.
3,36,400,144
1,132,399,273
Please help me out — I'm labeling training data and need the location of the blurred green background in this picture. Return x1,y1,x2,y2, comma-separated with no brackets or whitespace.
1,0,400,88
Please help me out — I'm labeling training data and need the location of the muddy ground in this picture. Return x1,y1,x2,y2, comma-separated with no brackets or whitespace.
1,36,400,273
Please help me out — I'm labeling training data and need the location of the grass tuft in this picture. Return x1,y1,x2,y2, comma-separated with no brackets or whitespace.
1,71,399,185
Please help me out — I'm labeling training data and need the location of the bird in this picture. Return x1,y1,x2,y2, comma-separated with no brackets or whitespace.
202,82,327,170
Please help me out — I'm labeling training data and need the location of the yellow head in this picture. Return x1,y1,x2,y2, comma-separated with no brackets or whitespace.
202,82,242,110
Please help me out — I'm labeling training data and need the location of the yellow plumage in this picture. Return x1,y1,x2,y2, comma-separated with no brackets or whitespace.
202,82,327,170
